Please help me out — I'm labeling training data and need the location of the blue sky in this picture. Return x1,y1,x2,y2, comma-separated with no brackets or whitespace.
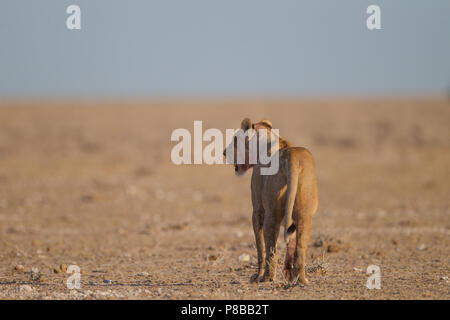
1,0,449,99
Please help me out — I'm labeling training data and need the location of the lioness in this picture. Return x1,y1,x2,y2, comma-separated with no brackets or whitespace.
223,118,318,284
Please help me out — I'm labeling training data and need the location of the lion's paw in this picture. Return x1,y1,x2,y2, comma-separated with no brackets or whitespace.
259,273,275,283
250,273,263,283
299,277,309,285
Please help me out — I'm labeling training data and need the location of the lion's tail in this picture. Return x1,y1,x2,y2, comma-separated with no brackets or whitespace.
284,151,300,243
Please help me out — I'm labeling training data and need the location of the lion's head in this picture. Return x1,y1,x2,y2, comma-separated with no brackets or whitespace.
223,118,273,176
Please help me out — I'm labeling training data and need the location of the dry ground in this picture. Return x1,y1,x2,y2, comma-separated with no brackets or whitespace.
0,99,449,299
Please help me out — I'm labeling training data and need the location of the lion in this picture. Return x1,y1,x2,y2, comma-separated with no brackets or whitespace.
223,118,318,284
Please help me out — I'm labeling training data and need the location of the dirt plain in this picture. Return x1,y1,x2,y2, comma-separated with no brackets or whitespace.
0,99,449,299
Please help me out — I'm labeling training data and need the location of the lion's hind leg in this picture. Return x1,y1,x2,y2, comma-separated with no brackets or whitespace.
282,234,296,282
292,208,313,285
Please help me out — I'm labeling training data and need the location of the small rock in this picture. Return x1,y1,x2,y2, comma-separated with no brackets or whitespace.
32,240,40,247
353,267,362,272
416,244,427,251
313,239,323,247
373,250,384,257
137,272,149,277
238,253,250,262
60,264,68,273
235,230,244,238
167,222,188,231
207,254,218,261
327,244,340,253
18,285,33,293
422,290,432,297
14,265,25,272
103,279,112,284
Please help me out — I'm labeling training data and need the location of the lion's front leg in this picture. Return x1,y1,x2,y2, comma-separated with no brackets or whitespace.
250,210,265,283
260,211,281,282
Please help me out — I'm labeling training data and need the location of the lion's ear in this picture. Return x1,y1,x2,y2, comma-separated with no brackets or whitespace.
260,119,272,129
241,118,254,131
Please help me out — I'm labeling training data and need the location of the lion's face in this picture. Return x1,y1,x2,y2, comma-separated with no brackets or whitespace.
223,122,255,176
223,118,272,176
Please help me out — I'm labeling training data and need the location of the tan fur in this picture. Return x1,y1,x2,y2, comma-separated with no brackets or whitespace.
224,118,319,285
